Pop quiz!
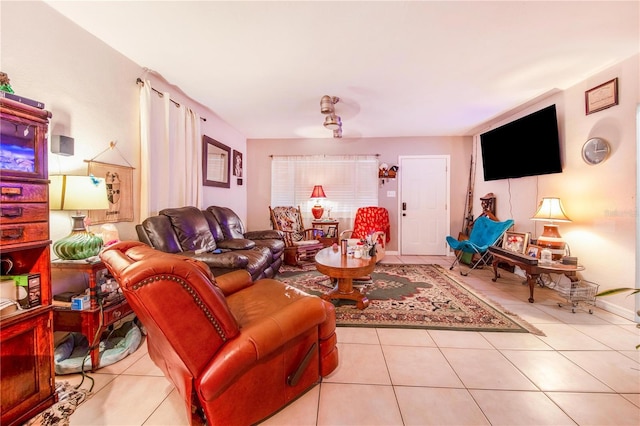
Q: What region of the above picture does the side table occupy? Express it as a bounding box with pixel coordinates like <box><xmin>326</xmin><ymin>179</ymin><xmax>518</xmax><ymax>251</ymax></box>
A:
<box><xmin>488</xmin><ymin>246</ymin><xmax>584</xmax><ymax>303</ymax></box>
<box><xmin>314</xmin><ymin>247</ymin><xmax>376</xmax><ymax>309</ymax></box>
<box><xmin>311</xmin><ymin>220</ymin><xmax>339</xmax><ymax>247</ymax></box>
<box><xmin>51</xmin><ymin>259</ymin><xmax>132</xmax><ymax>370</ymax></box>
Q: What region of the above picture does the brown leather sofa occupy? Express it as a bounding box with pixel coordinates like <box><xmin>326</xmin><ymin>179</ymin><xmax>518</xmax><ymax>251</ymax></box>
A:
<box><xmin>135</xmin><ymin>206</ymin><xmax>284</xmax><ymax>280</ymax></box>
<box><xmin>205</xmin><ymin>206</ymin><xmax>284</xmax><ymax>272</ymax></box>
<box><xmin>100</xmin><ymin>241</ymin><xmax>339</xmax><ymax>426</ymax></box>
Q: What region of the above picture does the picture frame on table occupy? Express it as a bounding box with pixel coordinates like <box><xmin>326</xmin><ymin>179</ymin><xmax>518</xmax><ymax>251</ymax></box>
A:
<box><xmin>585</xmin><ymin>78</ymin><xmax>618</xmax><ymax>115</ymax></box>
<box><xmin>526</xmin><ymin>244</ymin><xmax>541</xmax><ymax>259</ymax></box>
<box><xmin>327</xmin><ymin>226</ymin><xmax>337</xmax><ymax>238</ymax></box>
<box><xmin>502</xmin><ymin>231</ymin><xmax>529</xmax><ymax>254</ymax></box>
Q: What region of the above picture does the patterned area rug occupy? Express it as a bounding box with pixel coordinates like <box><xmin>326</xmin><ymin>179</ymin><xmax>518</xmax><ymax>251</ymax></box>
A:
<box><xmin>278</xmin><ymin>263</ymin><xmax>541</xmax><ymax>333</ymax></box>
<box><xmin>25</xmin><ymin>381</ymin><xmax>91</xmax><ymax>426</ymax></box>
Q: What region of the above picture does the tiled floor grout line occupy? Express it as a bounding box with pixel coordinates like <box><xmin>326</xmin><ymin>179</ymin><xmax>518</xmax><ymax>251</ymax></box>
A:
<box><xmin>61</xmin><ymin>254</ymin><xmax>639</xmax><ymax>425</ymax></box>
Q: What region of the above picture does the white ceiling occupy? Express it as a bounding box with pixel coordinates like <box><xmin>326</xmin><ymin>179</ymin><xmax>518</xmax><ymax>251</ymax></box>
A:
<box><xmin>44</xmin><ymin>1</ymin><xmax>639</xmax><ymax>139</ymax></box>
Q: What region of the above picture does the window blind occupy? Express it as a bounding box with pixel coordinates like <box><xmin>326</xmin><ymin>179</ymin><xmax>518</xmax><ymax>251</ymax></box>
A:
<box><xmin>271</xmin><ymin>155</ymin><xmax>379</xmax><ymax>228</ymax></box>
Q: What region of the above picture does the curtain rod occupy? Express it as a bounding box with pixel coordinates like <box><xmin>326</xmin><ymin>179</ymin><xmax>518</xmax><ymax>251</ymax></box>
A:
<box><xmin>136</xmin><ymin>78</ymin><xmax>206</xmax><ymax>121</ymax></box>
<box><xmin>270</xmin><ymin>154</ymin><xmax>380</xmax><ymax>157</ymax></box>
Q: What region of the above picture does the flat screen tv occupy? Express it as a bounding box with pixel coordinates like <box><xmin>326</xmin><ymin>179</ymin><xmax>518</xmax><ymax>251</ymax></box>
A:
<box><xmin>480</xmin><ymin>104</ymin><xmax>562</xmax><ymax>181</ymax></box>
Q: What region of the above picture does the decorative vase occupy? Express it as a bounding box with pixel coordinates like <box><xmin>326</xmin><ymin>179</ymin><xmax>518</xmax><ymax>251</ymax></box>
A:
<box><xmin>53</xmin><ymin>215</ymin><xmax>104</xmax><ymax>260</ymax></box>
<box><xmin>312</xmin><ymin>204</ymin><xmax>324</xmax><ymax>220</ymax></box>
<box><xmin>53</xmin><ymin>231</ymin><xmax>104</xmax><ymax>260</ymax></box>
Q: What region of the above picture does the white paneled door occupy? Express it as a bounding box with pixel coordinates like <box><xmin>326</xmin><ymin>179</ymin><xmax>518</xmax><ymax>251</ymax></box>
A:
<box><xmin>399</xmin><ymin>156</ymin><xmax>449</xmax><ymax>255</ymax></box>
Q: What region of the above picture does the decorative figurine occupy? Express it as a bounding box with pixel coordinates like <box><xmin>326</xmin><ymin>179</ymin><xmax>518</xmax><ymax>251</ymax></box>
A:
<box><xmin>0</xmin><ymin>72</ymin><xmax>15</xmax><ymax>93</ymax></box>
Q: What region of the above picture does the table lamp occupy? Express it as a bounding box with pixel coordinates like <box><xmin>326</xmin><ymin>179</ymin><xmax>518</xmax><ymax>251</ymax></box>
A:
<box><xmin>531</xmin><ymin>197</ymin><xmax>571</xmax><ymax>259</ymax></box>
<box><xmin>310</xmin><ymin>185</ymin><xmax>327</xmax><ymax>219</ymax></box>
<box><xmin>49</xmin><ymin>175</ymin><xmax>109</xmax><ymax>260</ymax></box>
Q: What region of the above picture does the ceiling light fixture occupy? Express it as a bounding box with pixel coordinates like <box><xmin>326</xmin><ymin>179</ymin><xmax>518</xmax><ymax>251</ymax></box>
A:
<box><xmin>323</xmin><ymin>114</ymin><xmax>342</xmax><ymax>130</ymax></box>
<box><xmin>320</xmin><ymin>96</ymin><xmax>339</xmax><ymax>114</ymax></box>
<box><xmin>320</xmin><ymin>95</ymin><xmax>342</xmax><ymax>137</ymax></box>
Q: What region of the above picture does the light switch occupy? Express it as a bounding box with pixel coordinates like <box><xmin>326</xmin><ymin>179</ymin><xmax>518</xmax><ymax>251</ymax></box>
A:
<box><xmin>387</xmin><ymin>190</ymin><xmax>396</xmax><ymax>197</ymax></box>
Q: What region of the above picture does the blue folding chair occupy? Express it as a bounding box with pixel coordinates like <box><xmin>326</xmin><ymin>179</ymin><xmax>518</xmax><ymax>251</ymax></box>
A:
<box><xmin>446</xmin><ymin>216</ymin><xmax>514</xmax><ymax>276</ymax></box>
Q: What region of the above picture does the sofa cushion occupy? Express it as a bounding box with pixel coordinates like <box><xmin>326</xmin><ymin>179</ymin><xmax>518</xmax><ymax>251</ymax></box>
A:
<box><xmin>202</xmin><ymin>208</ymin><xmax>226</xmax><ymax>242</ymax></box>
<box><xmin>192</xmin><ymin>250</ymin><xmax>249</xmax><ymax>269</ymax></box>
<box><xmin>137</xmin><ymin>215</ymin><xmax>183</xmax><ymax>254</ymax></box>
<box><xmin>161</xmin><ymin>206</ymin><xmax>217</xmax><ymax>252</ymax></box>
<box><xmin>216</xmin><ymin>239</ymin><xmax>256</xmax><ymax>251</ymax></box>
<box><xmin>252</xmin><ymin>239</ymin><xmax>285</xmax><ymax>257</ymax></box>
<box><xmin>207</xmin><ymin>206</ymin><xmax>245</xmax><ymax>239</ymax></box>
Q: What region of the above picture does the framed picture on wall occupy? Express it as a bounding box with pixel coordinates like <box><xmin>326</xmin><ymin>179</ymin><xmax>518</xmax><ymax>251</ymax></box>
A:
<box><xmin>203</xmin><ymin>136</ymin><xmax>230</xmax><ymax>188</ymax></box>
<box><xmin>585</xmin><ymin>78</ymin><xmax>618</xmax><ymax>115</ymax></box>
<box><xmin>502</xmin><ymin>231</ymin><xmax>529</xmax><ymax>254</ymax></box>
<box><xmin>233</xmin><ymin>150</ymin><xmax>243</xmax><ymax>177</ymax></box>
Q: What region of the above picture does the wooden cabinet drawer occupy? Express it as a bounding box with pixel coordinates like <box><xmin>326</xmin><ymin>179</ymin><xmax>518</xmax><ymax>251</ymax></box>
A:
<box><xmin>103</xmin><ymin>301</ymin><xmax>132</xmax><ymax>325</ymax></box>
<box><xmin>0</xmin><ymin>182</ymin><xmax>47</xmax><ymax>203</ymax></box>
<box><xmin>0</xmin><ymin>222</ymin><xmax>48</xmax><ymax>246</ymax></box>
<box><xmin>0</xmin><ymin>203</ymin><xmax>48</xmax><ymax>225</ymax></box>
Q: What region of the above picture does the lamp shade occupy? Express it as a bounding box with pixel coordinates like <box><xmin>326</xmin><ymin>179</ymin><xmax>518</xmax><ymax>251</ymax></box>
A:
<box><xmin>531</xmin><ymin>197</ymin><xmax>571</xmax><ymax>222</ymax></box>
<box><xmin>310</xmin><ymin>185</ymin><xmax>326</xmax><ymax>199</ymax></box>
<box><xmin>49</xmin><ymin>175</ymin><xmax>109</xmax><ymax>260</ymax></box>
<box><xmin>50</xmin><ymin>175</ymin><xmax>109</xmax><ymax>211</ymax></box>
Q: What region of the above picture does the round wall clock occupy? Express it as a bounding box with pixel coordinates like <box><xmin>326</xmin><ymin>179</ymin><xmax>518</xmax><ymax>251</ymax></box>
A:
<box><xmin>581</xmin><ymin>137</ymin><xmax>610</xmax><ymax>165</ymax></box>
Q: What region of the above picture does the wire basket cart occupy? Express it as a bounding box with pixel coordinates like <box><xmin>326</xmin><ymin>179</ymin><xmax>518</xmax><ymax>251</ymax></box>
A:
<box><xmin>555</xmin><ymin>279</ymin><xmax>599</xmax><ymax>314</ymax></box>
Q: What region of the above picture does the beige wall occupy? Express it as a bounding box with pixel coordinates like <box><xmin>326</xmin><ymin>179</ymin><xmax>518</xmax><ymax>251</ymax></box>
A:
<box><xmin>2</xmin><ymin>1</ymin><xmax>247</xmax><ymax>244</ymax></box>
<box><xmin>246</xmin><ymin>136</ymin><xmax>472</xmax><ymax>252</ymax></box>
<box><xmin>473</xmin><ymin>54</ymin><xmax>639</xmax><ymax>319</ymax></box>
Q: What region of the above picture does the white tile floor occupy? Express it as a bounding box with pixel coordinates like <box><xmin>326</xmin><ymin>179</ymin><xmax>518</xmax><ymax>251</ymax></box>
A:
<box><xmin>63</xmin><ymin>255</ymin><xmax>640</xmax><ymax>425</ymax></box>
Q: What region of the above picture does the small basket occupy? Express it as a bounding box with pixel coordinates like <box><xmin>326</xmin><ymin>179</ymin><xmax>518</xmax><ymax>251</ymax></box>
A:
<box><xmin>555</xmin><ymin>280</ymin><xmax>599</xmax><ymax>313</ymax></box>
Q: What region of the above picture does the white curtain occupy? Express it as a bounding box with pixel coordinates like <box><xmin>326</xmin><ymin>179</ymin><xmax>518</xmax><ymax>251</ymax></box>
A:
<box><xmin>271</xmin><ymin>155</ymin><xmax>379</xmax><ymax>230</ymax></box>
<box><xmin>139</xmin><ymin>79</ymin><xmax>202</xmax><ymax>219</ymax></box>
<box><xmin>139</xmin><ymin>79</ymin><xmax>152</xmax><ymax>219</ymax></box>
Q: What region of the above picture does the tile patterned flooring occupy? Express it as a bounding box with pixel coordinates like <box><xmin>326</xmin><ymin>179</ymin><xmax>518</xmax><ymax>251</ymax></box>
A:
<box><xmin>63</xmin><ymin>255</ymin><xmax>640</xmax><ymax>425</ymax></box>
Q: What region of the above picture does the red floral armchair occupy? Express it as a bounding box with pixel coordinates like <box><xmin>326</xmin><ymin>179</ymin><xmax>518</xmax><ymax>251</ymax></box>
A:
<box><xmin>340</xmin><ymin>207</ymin><xmax>390</xmax><ymax>262</ymax></box>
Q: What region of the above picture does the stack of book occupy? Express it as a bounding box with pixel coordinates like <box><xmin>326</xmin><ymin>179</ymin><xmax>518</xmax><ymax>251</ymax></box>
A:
<box><xmin>0</xmin><ymin>91</ymin><xmax>45</xmax><ymax>109</ymax></box>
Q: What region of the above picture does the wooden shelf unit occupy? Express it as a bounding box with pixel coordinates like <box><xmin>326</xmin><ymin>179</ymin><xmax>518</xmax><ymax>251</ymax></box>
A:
<box><xmin>0</xmin><ymin>97</ymin><xmax>56</xmax><ymax>426</ymax></box>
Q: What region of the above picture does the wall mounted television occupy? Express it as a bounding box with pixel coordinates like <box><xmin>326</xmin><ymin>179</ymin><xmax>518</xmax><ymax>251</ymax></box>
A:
<box><xmin>480</xmin><ymin>104</ymin><xmax>562</xmax><ymax>181</ymax></box>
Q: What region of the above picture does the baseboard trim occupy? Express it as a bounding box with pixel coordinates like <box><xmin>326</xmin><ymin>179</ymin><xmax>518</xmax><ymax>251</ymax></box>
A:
<box><xmin>596</xmin><ymin>298</ymin><xmax>638</xmax><ymax>322</ymax></box>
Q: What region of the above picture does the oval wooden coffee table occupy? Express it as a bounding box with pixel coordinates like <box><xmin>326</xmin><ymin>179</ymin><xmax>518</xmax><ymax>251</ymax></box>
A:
<box><xmin>314</xmin><ymin>247</ymin><xmax>376</xmax><ymax>309</ymax></box>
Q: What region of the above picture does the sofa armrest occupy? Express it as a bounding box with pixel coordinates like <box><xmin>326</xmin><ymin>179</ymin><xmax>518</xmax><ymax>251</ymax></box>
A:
<box><xmin>244</xmin><ymin>229</ymin><xmax>284</xmax><ymax>240</ymax></box>
<box><xmin>216</xmin><ymin>239</ymin><xmax>255</xmax><ymax>250</ymax></box>
<box><xmin>339</xmin><ymin>229</ymin><xmax>353</xmax><ymax>240</ymax></box>
<box><xmin>214</xmin><ymin>270</ymin><xmax>253</xmax><ymax>296</ymax></box>
<box><xmin>197</xmin><ymin>293</ymin><xmax>329</xmax><ymax>401</ymax></box>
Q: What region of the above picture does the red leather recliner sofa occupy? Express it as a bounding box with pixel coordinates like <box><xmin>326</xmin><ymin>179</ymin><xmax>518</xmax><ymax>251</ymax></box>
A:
<box><xmin>100</xmin><ymin>241</ymin><xmax>339</xmax><ymax>425</ymax></box>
